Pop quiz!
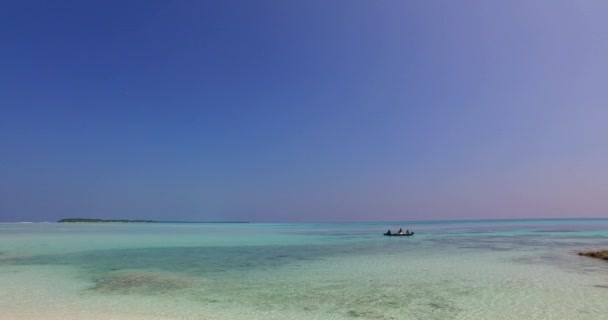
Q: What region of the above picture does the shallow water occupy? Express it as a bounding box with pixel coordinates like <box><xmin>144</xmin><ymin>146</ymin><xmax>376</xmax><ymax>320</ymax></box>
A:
<box><xmin>1</xmin><ymin>219</ymin><xmax>608</xmax><ymax>319</ymax></box>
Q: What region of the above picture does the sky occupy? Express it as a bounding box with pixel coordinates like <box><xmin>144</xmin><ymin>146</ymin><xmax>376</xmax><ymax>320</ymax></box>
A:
<box><xmin>1</xmin><ymin>1</ymin><xmax>607</xmax><ymax>222</ymax></box>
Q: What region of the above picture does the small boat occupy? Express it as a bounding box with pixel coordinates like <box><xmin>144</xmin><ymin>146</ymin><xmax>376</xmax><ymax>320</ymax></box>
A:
<box><xmin>383</xmin><ymin>232</ymin><xmax>414</xmax><ymax>236</ymax></box>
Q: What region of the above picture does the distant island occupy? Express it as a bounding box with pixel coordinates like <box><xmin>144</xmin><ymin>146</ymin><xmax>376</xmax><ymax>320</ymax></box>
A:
<box><xmin>58</xmin><ymin>218</ymin><xmax>155</xmax><ymax>223</ymax></box>
<box><xmin>57</xmin><ymin>218</ymin><xmax>249</xmax><ymax>223</ymax></box>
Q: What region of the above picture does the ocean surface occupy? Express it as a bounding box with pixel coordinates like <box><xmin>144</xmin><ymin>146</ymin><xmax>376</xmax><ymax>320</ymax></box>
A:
<box><xmin>1</xmin><ymin>219</ymin><xmax>608</xmax><ymax>320</ymax></box>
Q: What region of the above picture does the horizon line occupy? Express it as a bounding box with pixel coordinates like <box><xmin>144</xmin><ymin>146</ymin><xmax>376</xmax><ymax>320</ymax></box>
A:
<box><xmin>1</xmin><ymin>217</ymin><xmax>607</xmax><ymax>224</ymax></box>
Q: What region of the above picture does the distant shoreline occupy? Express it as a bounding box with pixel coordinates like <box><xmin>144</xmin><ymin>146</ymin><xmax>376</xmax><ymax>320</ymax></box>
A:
<box><xmin>57</xmin><ymin>218</ymin><xmax>249</xmax><ymax>223</ymax></box>
<box><xmin>58</xmin><ymin>218</ymin><xmax>155</xmax><ymax>223</ymax></box>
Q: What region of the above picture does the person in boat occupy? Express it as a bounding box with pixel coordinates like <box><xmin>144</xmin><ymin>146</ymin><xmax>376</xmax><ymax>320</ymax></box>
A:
<box><xmin>397</xmin><ymin>228</ymin><xmax>403</xmax><ymax>234</ymax></box>
<box><xmin>386</xmin><ymin>229</ymin><xmax>391</xmax><ymax>235</ymax></box>
<box><xmin>405</xmin><ymin>229</ymin><xmax>411</xmax><ymax>235</ymax></box>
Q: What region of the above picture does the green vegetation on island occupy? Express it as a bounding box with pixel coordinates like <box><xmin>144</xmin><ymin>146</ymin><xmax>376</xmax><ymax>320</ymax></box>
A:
<box><xmin>58</xmin><ymin>218</ymin><xmax>155</xmax><ymax>223</ymax></box>
<box><xmin>57</xmin><ymin>218</ymin><xmax>249</xmax><ymax>223</ymax></box>
<box><xmin>578</xmin><ymin>250</ymin><xmax>608</xmax><ymax>260</ymax></box>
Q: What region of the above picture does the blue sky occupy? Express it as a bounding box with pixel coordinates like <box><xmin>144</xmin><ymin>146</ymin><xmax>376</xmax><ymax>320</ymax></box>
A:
<box><xmin>1</xmin><ymin>1</ymin><xmax>607</xmax><ymax>222</ymax></box>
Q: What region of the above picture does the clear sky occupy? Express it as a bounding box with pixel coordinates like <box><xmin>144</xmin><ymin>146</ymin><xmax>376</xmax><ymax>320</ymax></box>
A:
<box><xmin>1</xmin><ymin>1</ymin><xmax>607</xmax><ymax>222</ymax></box>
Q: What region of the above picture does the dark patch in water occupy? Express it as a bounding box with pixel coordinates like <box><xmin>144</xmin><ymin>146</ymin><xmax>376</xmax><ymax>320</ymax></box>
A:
<box><xmin>458</xmin><ymin>245</ymin><xmax>514</xmax><ymax>252</ymax></box>
<box><xmin>594</xmin><ymin>285</ymin><xmax>608</xmax><ymax>289</ymax></box>
<box><xmin>347</xmin><ymin>310</ymin><xmax>361</xmax><ymax>317</ymax></box>
<box><xmin>434</xmin><ymin>235</ymin><xmax>542</xmax><ymax>249</ymax></box>
<box><xmin>428</xmin><ymin>302</ymin><xmax>448</xmax><ymax>309</ymax></box>
<box><xmin>346</xmin><ymin>309</ymin><xmax>386</xmax><ymax>319</ymax></box>
<box><xmin>92</xmin><ymin>270</ymin><xmax>193</xmax><ymax>294</ymax></box>
<box><xmin>511</xmin><ymin>254</ymin><xmax>560</xmax><ymax>264</ymax></box>
<box><xmin>7</xmin><ymin>241</ymin><xmax>421</xmax><ymax>281</ymax></box>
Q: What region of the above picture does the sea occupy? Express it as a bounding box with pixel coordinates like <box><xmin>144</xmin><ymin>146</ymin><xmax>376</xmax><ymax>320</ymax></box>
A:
<box><xmin>1</xmin><ymin>219</ymin><xmax>607</xmax><ymax>320</ymax></box>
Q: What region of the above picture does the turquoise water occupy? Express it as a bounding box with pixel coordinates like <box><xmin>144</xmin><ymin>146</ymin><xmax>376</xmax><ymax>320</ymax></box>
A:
<box><xmin>1</xmin><ymin>219</ymin><xmax>608</xmax><ymax>319</ymax></box>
